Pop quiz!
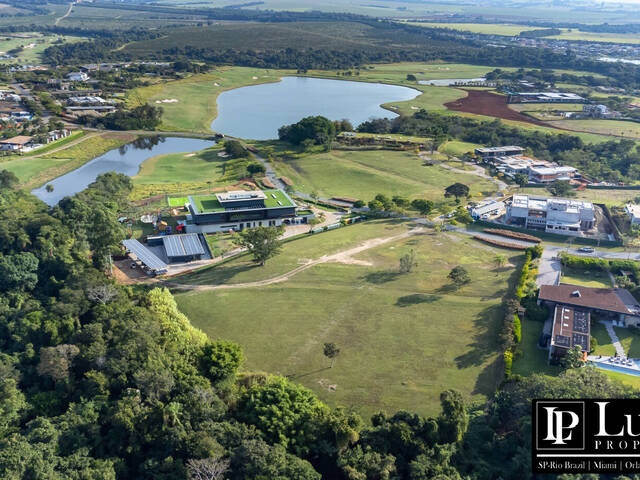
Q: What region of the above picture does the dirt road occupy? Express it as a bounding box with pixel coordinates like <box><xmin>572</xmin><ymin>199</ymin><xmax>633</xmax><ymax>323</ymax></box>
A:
<box><xmin>166</xmin><ymin>227</ymin><xmax>424</xmax><ymax>292</ymax></box>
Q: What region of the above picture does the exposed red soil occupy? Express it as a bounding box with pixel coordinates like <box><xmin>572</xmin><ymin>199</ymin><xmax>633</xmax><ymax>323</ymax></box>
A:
<box><xmin>445</xmin><ymin>89</ymin><xmax>557</xmax><ymax>128</ymax></box>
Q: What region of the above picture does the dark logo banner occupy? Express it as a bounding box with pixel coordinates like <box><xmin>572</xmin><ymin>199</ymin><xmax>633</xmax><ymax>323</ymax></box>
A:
<box><xmin>533</xmin><ymin>399</ymin><xmax>640</xmax><ymax>474</ymax></box>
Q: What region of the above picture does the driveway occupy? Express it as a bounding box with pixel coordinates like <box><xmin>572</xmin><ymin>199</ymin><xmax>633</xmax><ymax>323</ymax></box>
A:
<box><xmin>536</xmin><ymin>247</ymin><xmax>561</xmax><ymax>287</ymax></box>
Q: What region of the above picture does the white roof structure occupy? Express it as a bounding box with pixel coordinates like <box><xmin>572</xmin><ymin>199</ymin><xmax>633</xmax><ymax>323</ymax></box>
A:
<box><xmin>162</xmin><ymin>234</ymin><xmax>205</xmax><ymax>258</ymax></box>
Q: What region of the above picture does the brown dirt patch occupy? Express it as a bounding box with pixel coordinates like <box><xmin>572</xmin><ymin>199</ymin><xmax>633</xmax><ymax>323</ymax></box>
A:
<box><xmin>445</xmin><ymin>90</ymin><xmax>556</xmax><ymax>128</ymax></box>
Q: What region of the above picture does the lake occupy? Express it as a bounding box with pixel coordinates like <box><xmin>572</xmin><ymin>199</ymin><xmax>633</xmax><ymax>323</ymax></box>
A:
<box><xmin>210</xmin><ymin>76</ymin><xmax>420</xmax><ymax>140</ymax></box>
<box><xmin>32</xmin><ymin>136</ymin><xmax>215</xmax><ymax>205</ymax></box>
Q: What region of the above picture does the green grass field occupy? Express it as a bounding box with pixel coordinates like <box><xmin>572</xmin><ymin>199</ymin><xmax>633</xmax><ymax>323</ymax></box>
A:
<box><xmin>560</xmin><ymin>266</ymin><xmax>613</xmax><ymax>288</ymax></box>
<box><xmin>175</xmin><ymin>220</ymin><xmax>518</xmax><ymax>416</ymax></box>
<box><xmin>0</xmin><ymin>32</ymin><xmax>84</xmax><ymax>64</ymax></box>
<box><xmin>439</xmin><ymin>140</ymin><xmax>483</xmax><ymax>156</ymax></box>
<box><xmin>548</xmin><ymin>119</ymin><xmax>640</xmax><ymax>139</ymax></box>
<box><xmin>271</xmin><ymin>149</ymin><xmax>497</xmax><ymax>201</ymax></box>
<box><xmin>133</xmin><ymin>145</ymin><xmax>225</xmax><ymax>184</ymax></box>
<box><xmin>512</xmin><ymin>317</ymin><xmax>559</xmax><ymax>376</ymax></box>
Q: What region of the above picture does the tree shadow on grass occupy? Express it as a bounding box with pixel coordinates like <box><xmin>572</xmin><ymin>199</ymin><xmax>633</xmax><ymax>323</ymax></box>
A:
<box><xmin>454</xmin><ymin>303</ymin><xmax>504</xmax><ymax>371</ymax></box>
<box><xmin>362</xmin><ymin>270</ymin><xmax>402</xmax><ymax>284</ymax></box>
<box><xmin>395</xmin><ymin>293</ymin><xmax>441</xmax><ymax>307</ymax></box>
<box><xmin>435</xmin><ymin>283</ymin><xmax>458</xmax><ymax>294</ymax></box>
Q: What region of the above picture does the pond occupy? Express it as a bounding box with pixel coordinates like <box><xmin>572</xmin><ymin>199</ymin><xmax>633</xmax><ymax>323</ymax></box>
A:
<box><xmin>210</xmin><ymin>76</ymin><xmax>420</xmax><ymax>140</ymax></box>
<box><xmin>32</xmin><ymin>136</ymin><xmax>215</xmax><ymax>205</ymax></box>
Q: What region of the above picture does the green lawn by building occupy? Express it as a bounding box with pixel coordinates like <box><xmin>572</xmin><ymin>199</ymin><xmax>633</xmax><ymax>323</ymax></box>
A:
<box><xmin>175</xmin><ymin>222</ymin><xmax>519</xmax><ymax>417</ymax></box>
<box><xmin>512</xmin><ymin>317</ymin><xmax>559</xmax><ymax>377</ymax></box>
<box><xmin>271</xmin><ymin>149</ymin><xmax>497</xmax><ymax>202</ymax></box>
<box><xmin>560</xmin><ymin>266</ymin><xmax>612</xmax><ymax>288</ymax></box>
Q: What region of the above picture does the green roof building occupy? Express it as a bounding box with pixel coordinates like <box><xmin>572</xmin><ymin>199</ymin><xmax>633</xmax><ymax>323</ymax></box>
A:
<box><xmin>185</xmin><ymin>189</ymin><xmax>299</xmax><ymax>233</ymax></box>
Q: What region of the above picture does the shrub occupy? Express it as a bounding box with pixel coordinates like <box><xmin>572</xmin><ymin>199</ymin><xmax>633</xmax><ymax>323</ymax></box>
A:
<box><xmin>513</xmin><ymin>314</ymin><xmax>522</xmax><ymax>343</ymax></box>
<box><xmin>504</xmin><ymin>350</ymin><xmax>513</xmax><ymax>378</ymax></box>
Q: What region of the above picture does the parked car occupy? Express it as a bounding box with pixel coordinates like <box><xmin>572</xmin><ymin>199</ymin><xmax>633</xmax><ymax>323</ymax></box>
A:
<box><xmin>578</xmin><ymin>247</ymin><xmax>595</xmax><ymax>253</ymax></box>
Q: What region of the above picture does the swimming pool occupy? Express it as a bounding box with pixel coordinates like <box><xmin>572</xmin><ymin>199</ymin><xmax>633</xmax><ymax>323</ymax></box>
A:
<box><xmin>588</xmin><ymin>361</ymin><xmax>640</xmax><ymax>377</ymax></box>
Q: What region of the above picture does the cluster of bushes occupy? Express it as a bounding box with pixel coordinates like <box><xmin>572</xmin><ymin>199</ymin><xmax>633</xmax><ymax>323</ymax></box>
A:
<box><xmin>515</xmin><ymin>247</ymin><xmax>542</xmax><ymax>299</ymax></box>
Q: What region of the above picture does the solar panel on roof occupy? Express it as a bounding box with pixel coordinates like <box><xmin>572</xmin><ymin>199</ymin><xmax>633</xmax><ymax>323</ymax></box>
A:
<box><xmin>554</xmin><ymin>335</ymin><xmax>571</xmax><ymax>347</ymax></box>
<box><xmin>162</xmin><ymin>234</ymin><xmax>205</xmax><ymax>258</ymax></box>
<box><xmin>572</xmin><ymin>333</ymin><xmax>589</xmax><ymax>351</ymax></box>
<box><xmin>122</xmin><ymin>239</ymin><xmax>168</xmax><ymax>272</ymax></box>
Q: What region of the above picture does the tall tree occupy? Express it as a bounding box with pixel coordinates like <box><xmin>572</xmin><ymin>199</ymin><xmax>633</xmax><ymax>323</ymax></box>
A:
<box><xmin>323</xmin><ymin>342</ymin><xmax>340</xmax><ymax>368</ymax></box>
<box><xmin>444</xmin><ymin>183</ymin><xmax>470</xmax><ymax>201</ymax></box>
<box><xmin>233</xmin><ymin>226</ymin><xmax>285</xmax><ymax>266</ymax></box>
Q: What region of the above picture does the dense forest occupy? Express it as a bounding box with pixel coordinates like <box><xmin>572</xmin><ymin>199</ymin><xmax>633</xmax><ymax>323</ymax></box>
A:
<box><xmin>1</xmin><ymin>168</ymin><xmax>639</xmax><ymax>479</ymax></box>
<box><xmin>357</xmin><ymin>110</ymin><xmax>640</xmax><ymax>183</ymax></box>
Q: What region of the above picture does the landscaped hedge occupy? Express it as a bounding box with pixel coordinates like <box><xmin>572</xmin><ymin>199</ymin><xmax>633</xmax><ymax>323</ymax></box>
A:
<box><xmin>473</xmin><ymin>236</ymin><xmax>529</xmax><ymax>250</ymax></box>
<box><xmin>504</xmin><ymin>350</ymin><xmax>513</xmax><ymax>377</ymax></box>
<box><xmin>513</xmin><ymin>314</ymin><xmax>522</xmax><ymax>344</ymax></box>
<box><xmin>483</xmin><ymin>228</ymin><xmax>542</xmax><ymax>243</ymax></box>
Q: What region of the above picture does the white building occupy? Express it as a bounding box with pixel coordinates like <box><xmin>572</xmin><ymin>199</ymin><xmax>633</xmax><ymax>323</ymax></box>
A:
<box><xmin>625</xmin><ymin>204</ymin><xmax>640</xmax><ymax>226</ymax></box>
<box><xmin>66</xmin><ymin>72</ymin><xmax>89</xmax><ymax>82</ymax></box>
<box><xmin>506</xmin><ymin>194</ymin><xmax>595</xmax><ymax>236</ymax></box>
<box><xmin>471</xmin><ymin>200</ymin><xmax>505</xmax><ymax>219</ymax></box>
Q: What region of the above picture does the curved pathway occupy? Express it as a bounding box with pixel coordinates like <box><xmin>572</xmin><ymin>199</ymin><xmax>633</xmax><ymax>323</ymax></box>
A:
<box><xmin>165</xmin><ymin>227</ymin><xmax>424</xmax><ymax>291</ymax></box>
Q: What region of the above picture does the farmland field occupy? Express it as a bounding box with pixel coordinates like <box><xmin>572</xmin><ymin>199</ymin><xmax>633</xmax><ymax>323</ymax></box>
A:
<box><xmin>408</xmin><ymin>22</ymin><xmax>540</xmax><ymax>36</ymax></box>
<box><xmin>270</xmin><ymin>149</ymin><xmax>498</xmax><ymax>201</ymax></box>
<box><xmin>175</xmin><ymin>219</ymin><xmax>518</xmax><ymax>416</ymax></box>
<box><xmin>547</xmin><ymin>119</ymin><xmax>640</xmax><ymax>139</ymax></box>
<box><xmin>410</xmin><ymin>22</ymin><xmax>640</xmax><ymax>45</ymax></box>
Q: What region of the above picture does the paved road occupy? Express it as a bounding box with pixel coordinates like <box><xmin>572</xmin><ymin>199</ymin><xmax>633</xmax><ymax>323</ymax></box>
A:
<box><xmin>536</xmin><ymin>247</ymin><xmax>561</xmax><ymax>287</ymax></box>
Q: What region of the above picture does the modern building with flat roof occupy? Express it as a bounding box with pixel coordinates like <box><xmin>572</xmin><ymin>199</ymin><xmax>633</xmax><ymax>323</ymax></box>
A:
<box><xmin>625</xmin><ymin>204</ymin><xmax>640</xmax><ymax>226</ymax></box>
<box><xmin>506</xmin><ymin>194</ymin><xmax>595</xmax><ymax>236</ymax></box>
<box><xmin>548</xmin><ymin>304</ymin><xmax>590</xmax><ymax>362</ymax></box>
<box><xmin>185</xmin><ymin>189</ymin><xmax>298</xmax><ymax>233</ymax></box>
<box><xmin>507</xmin><ymin>92</ymin><xmax>586</xmax><ymax>104</ymax></box>
<box><xmin>474</xmin><ymin>146</ymin><xmax>524</xmax><ymax>160</ymax></box>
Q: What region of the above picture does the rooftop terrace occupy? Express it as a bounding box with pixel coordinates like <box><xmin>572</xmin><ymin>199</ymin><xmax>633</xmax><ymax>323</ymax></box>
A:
<box><xmin>189</xmin><ymin>189</ymin><xmax>295</xmax><ymax>214</ymax></box>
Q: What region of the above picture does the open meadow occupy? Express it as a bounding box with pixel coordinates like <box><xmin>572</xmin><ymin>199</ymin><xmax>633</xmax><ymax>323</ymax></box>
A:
<box><xmin>0</xmin><ymin>32</ymin><xmax>84</xmax><ymax>64</ymax></box>
<box><xmin>270</xmin><ymin>149</ymin><xmax>498</xmax><ymax>201</ymax></box>
<box><xmin>174</xmin><ymin>219</ymin><xmax>519</xmax><ymax>416</ymax></box>
<box><xmin>548</xmin><ymin>119</ymin><xmax>640</xmax><ymax>139</ymax></box>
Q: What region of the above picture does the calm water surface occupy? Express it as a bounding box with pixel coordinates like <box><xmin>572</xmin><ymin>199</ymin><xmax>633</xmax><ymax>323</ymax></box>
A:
<box><xmin>211</xmin><ymin>76</ymin><xmax>420</xmax><ymax>139</ymax></box>
<box><xmin>32</xmin><ymin>136</ymin><xmax>214</xmax><ymax>205</ymax></box>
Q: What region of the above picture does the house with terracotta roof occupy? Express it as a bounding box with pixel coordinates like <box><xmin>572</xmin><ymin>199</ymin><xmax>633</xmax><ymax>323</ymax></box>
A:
<box><xmin>538</xmin><ymin>283</ymin><xmax>640</xmax><ymax>327</ymax></box>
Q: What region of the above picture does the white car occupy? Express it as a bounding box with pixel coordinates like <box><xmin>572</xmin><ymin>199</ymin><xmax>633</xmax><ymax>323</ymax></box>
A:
<box><xmin>578</xmin><ymin>247</ymin><xmax>595</xmax><ymax>253</ymax></box>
